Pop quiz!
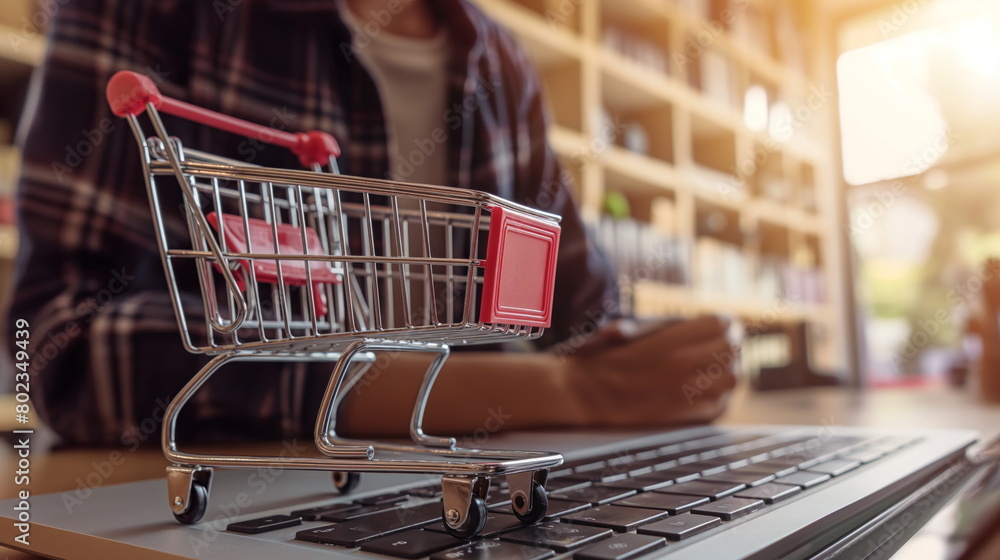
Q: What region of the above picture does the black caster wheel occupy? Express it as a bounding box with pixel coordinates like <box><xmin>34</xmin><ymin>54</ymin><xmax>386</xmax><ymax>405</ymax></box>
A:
<box><xmin>332</xmin><ymin>471</ymin><xmax>361</xmax><ymax>494</ymax></box>
<box><xmin>443</xmin><ymin>495</ymin><xmax>488</xmax><ymax>540</ymax></box>
<box><xmin>173</xmin><ymin>481</ymin><xmax>208</xmax><ymax>524</ymax></box>
<box><xmin>512</xmin><ymin>482</ymin><xmax>548</xmax><ymax>524</ymax></box>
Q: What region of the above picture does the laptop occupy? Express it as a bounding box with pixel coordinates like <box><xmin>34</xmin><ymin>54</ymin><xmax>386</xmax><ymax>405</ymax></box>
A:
<box><xmin>0</xmin><ymin>424</ymin><xmax>982</xmax><ymax>559</ymax></box>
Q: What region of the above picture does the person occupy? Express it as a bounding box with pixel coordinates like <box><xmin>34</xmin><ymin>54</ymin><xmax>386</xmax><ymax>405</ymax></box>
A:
<box><xmin>6</xmin><ymin>0</ymin><xmax>735</xmax><ymax>446</ymax></box>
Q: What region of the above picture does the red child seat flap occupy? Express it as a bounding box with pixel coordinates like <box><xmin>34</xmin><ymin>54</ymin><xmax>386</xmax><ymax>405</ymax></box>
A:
<box><xmin>206</xmin><ymin>212</ymin><xmax>341</xmax><ymax>317</ymax></box>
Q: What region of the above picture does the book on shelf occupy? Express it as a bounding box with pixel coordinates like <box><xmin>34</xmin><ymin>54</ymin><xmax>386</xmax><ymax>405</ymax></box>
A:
<box><xmin>757</xmin><ymin>254</ymin><xmax>825</xmax><ymax>305</ymax></box>
<box><xmin>694</xmin><ymin>236</ymin><xmax>748</xmax><ymax>297</ymax></box>
<box><xmin>588</xmin><ymin>211</ymin><xmax>690</xmax><ymax>314</ymax></box>
<box><xmin>699</xmin><ymin>49</ymin><xmax>736</xmax><ymax>108</ymax></box>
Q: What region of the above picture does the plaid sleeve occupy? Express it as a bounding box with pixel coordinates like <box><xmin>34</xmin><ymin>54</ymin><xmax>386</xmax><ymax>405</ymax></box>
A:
<box><xmin>490</xmin><ymin>27</ymin><xmax>620</xmax><ymax>350</ymax></box>
<box><xmin>5</xmin><ymin>0</ymin><xmax>298</xmax><ymax>445</ymax></box>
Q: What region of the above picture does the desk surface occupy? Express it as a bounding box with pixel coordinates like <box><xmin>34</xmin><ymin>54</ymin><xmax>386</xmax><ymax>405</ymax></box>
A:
<box><xmin>1</xmin><ymin>384</ymin><xmax>998</xmax><ymax>559</ymax></box>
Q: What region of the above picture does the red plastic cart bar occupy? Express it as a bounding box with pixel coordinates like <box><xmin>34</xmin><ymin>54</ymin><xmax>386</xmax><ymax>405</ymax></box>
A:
<box><xmin>207</xmin><ymin>212</ymin><xmax>342</xmax><ymax>317</ymax></box>
<box><xmin>480</xmin><ymin>207</ymin><xmax>560</xmax><ymax>328</ymax></box>
<box><xmin>106</xmin><ymin>70</ymin><xmax>340</xmax><ymax>167</ymax></box>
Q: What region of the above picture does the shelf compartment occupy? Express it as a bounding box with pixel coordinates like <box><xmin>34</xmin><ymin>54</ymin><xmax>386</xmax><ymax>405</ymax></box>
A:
<box><xmin>600</xmin><ymin>49</ymin><xmax>688</xmax><ymax>113</ymax></box>
<box><xmin>604</xmin><ymin>145</ymin><xmax>683</xmax><ymax>194</ymax></box>
<box><xmin>478</xmin><ymin>0</ymin><xmax>583</xmax><ymax>68</ymax></box>
<box><xmin>746</xmin><ymin>143</ymin><xmax>789</xmax><ymax>204</ymax></box>
<box><xmin>689</xmin><ymin>112</ymin><xmax>738</xmax><ymax>194</ymax></box>
<box><xmin>603</xmin><ymin>165</ymin><xmax>679</xmax><ymax>223</ymax></box>
<box><xmin>600</xmin><ymin>100</ymin><xmax>676</xmax><ymax>165</ymax></box>
<box><xmin>683</xmin><ymin>39</ymin><xmax>740</xmax><ymax>111</ymax></box>
<box><xmin>598</xmin><ymin>0</ymin><xmax>673</xmax><ymax>79</ymax></box>
<box><xmin>694</xmin><ymin>199</ymin><xmax>744</xmax><ymax>246</ymax></box>
<box><xmin>541</xmin><ymin>59</ymin><xmax>585</xmax><ymax>132</ymax></box>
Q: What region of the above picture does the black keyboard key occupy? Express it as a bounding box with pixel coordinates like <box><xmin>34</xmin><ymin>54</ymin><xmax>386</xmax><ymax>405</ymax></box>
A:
<box><xmin>426</xmin><ymin>513</ymin><xmax>525</xmax><ymax>539</ymax></box>
<box><xmin>561</xmin><ymin>505</ymin><xmax>669</xmax><ymax>532</ymax></box>
<box><xmin>290</xmin><ymin>503</ymin><xmax>360</xmax><ymax>521</ymax></box>
<box><xmin>777</xmin><ymin>471</ymin><xmax>831</xmax><ymax>488</ymax></box>
<box><xmin>657</xmin><ymin>480</ymin><xmax>745</xmax><ymax>500</ymax></box>
<box><xmin>700</xmin><ymin>470</ymin><xmax>775</xmax><ymax>487</ymax></box>
<box><xmin>543</xmin><ymin>498</ymin><xmax>594</xmax><ymax>519</ymax></box>
<box><xmin>796</xmin><ymin>446</ymin><xmax>845</xmax><ymax>468</ymax></box>
<box><xmin>637</xmin><ymin>513</ymin><xmax>722</xmax><ymax>541</ymax></box>
<box><xmin>319</xmin><ymin>503</ymin><xmax>401</xmax><ymax>521</ymax></box>
<box><xmin>697</xmin><ymin>456</ymin><xmax>752</xmax><ymax>470</ymax></box>
<box><xmin>549</xmin><ymin>466</ymin><xmax>575</xmax><ymax>478</ymax></box>
<box><xmin>296</xmin><ymin>503</ymin><xmax>440</xmax><ymax>547</ymax></box>
<box><xmin>741</xmin><ymin>460</ymin><xmax>798</xmax><ymax>478</ymax></box>
<box><xmin>357</xmin><ymin>492</ymin><xmax>410</xmax><ymax>506</ymax></box>
<box><xmin>614</xmin><ymin>492</ymin><xmax>709</xmax><ymax>514</ymax></box>
<box><xmin>735</xmin><ymin>482</ymin><xmax>801</xmax><ymax>504</ymax></box>
<box><xmin>361</xmin><ymin>529</ymin><xmax>464</xmax><ymax>558</ymax></box>
<box><xmin>682</xmin><ymin>461</ymin><xmax>729</xmax><ymax>476</ymax></box>
<box><xmin>573</xmin><ymin>460</ymin><xmax>608</xmax><ymax>473</ymax></box>
<box><xmin>432</xmin><ymin>540</ymin><xmax>555</xmax><ymax>560</ymax></box>
<box><xmin>633</xmin><ymin>449</ymin><xmax>661</xmax><ymax>461</ymax></box>
<box><xmin>553</xmin><ymin>486</ymin><xmax>637</xmax><ymax>505</ymax></box>
<box><xmin>562</xmin><ymin>471</ymin><xmax>629</xmax><ymax>484</ymax></box>
<box><xmin>806</xmin><ymin>459</ymin><xmax>861</xmax><ymax>477</ymax></box>
<box><xmin>227</xmin><ymin>514</ymin><xmax>301</xmax><ymax>534</ymax></box>
<box><xmin>691</xmin><ymin>496</ymin><xmax>764</xmax><ymax>520</ymax></box>
<box><xmin>410</xmin><ymin>485</ymin><xmax>444</xmax><ymax>499</ymax></box>
<box><xmin>600</xmin><ymin>475</ymin><xmax>673</xmax><ymax>492</ymax></box>
<box><xmin>606</xmin><ymin>454</ymin><xmax>640</xmax><ymax>468</ymax></box>
<box><xmin>546</xmin><ymin>478</ymin><xmax>592</xmax><ymax>493</ymax></box>
<box><xmin>841</xmin><ymin>449</ymin><xmax>886</xmax><ymax>464</ymax></box>
<box><xmin>648</xmin><ymin>466</ymin><xmax>702</xmax><ymax>483</ymax></box>
<box><xmin>500</xmin><ymin>522</ymin><xmax>613</xmax><ymax>552</ymax></box>
<box><xmin>574</xmin><ymin>534</ymin><xmax>666</xmax><ymax>560</ymax></box>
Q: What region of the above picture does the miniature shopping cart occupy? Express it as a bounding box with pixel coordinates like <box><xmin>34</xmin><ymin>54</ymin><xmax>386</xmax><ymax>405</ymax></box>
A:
<box><xmin>105</xmin><ymin>71</ymin><xmax>564</xmax><ymax>538</ymax></box>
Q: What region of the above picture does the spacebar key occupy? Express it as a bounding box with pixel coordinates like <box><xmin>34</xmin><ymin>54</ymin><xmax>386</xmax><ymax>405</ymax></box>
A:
<box><xmin>296</xmin><ymin>503</ymin><xmax>441</xmax><ymax>547</ymax></box>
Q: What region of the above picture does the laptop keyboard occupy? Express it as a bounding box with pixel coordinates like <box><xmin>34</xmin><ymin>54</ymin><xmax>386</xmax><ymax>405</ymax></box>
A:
<box><xmin>223</xmin><ymin>431</ymin><xmax>917</xmax><ymax>558</ymax></box>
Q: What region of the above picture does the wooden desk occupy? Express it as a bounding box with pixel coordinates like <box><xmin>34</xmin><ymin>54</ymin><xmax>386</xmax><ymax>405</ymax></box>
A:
<box><xmin>719</xmin><ymin>384</ymin><xmax>1000</xmax><ymax>449</ymax></box>
<box><xmin>1</xmin><ymin>384</ymin><xmax>998</xmax><ymax>559</ymax></box>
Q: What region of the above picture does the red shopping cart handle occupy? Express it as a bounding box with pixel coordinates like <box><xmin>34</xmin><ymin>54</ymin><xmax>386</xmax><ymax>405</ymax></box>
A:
<box><xmin>207</xmin><ymin>212</ymin><xmax>342</xmax><ymax>316</ymax></box>
<box><xmin>106</xmin><ymin>71</ymin><xmax>340</xmax><ymax>167</ymax></box>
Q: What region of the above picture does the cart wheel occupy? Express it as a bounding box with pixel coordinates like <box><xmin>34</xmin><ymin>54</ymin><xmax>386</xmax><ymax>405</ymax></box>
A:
<box><xmin>443</xmin><ymin>495</ymin><xmax>488</xmax><ymax>540</ymax></box>
<box><xmin>331</xmin><ymin>471</ymin><xmax>361</xmax><ymax>494</ymax></box>
<box><xmin>173</xmin><ymin>481</ymin><xmax>208</xmax><ymax>524</ymax></box>
<box><xmin>512</xmin><ymin>482</ymin><xmax>548</xmax><ymax>525</ymax></box>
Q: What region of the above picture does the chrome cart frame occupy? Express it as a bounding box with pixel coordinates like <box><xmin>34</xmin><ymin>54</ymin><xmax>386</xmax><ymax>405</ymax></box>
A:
<box><xmin>105</xmin><ymin>71</ymin><xmax>564</xmax><ymax>538</ymax></box>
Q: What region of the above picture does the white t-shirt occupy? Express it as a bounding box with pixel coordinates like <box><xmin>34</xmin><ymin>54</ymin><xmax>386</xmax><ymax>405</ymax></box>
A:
<box><xmin>338</xmin><ymin>4</ymin><xmax>451</xmax><ymax>186</ymax></box>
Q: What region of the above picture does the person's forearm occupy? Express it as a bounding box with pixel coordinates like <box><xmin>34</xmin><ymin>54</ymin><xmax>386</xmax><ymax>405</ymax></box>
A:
<box><xmin>336</xmin><ymin>351</ymin><xmax>585</xmax><ymax>438</ymax></box>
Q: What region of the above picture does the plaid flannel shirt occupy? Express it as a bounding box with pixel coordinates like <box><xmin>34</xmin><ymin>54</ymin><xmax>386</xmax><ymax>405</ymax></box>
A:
<box><xmin>7</xmin><ymin>0</ymin><xmax>616</xmax><ymax>445</ymax></box>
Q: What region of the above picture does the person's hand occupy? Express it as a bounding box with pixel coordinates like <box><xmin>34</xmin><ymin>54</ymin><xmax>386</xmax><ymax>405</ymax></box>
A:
<box><xmin>557</xmin><ymin>316</ymin><xmax>738</xmax><ymax>428</ymax></box>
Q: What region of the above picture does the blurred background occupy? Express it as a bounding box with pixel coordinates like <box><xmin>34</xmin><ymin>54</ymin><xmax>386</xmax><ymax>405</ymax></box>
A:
<box><xmin>2</xmin><ymin>0</ymin><xmax>1000</xmax><ymax>398</ymax></box>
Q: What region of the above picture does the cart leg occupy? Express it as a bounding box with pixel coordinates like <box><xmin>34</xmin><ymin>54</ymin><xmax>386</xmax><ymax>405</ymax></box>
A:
<box><xmin>506</xmin><ymin>470</ymin><xmax>549</xmax><ymax>524</ymax></box>
<box><xmin>314</xmin><ymin>340</ymin><xmax>377</xmax><ymax>459</ymax></box>
<box><xmin>314</xmin><ymin>339</ymin><xmax>455</xmax><ymax>453</ymax></box>
<box><xmin>441</xmin><ymin>475</ymin><xmax>490</xmax><ymax>539</ymax></box>
<box><xmin>166</xmin><ymin>465</ymin><xmax>213</xmax><ymax>524</ymax></box>
<box><xmin>408</xmin><ymin>344</ymin><xmax>455</xmax><ymax>449</ymax></box>
<box><xmin>161</xmin><ymin>352</ymin><xmax>237</xmax><ymax>462</ymax></box>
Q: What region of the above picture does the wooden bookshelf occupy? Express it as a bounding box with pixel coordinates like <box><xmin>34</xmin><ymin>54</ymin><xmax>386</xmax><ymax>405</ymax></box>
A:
<box><xmin>478</xmin><ymin>0</ymin><xmax>845</xmax><ymax>373</ymax></box>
